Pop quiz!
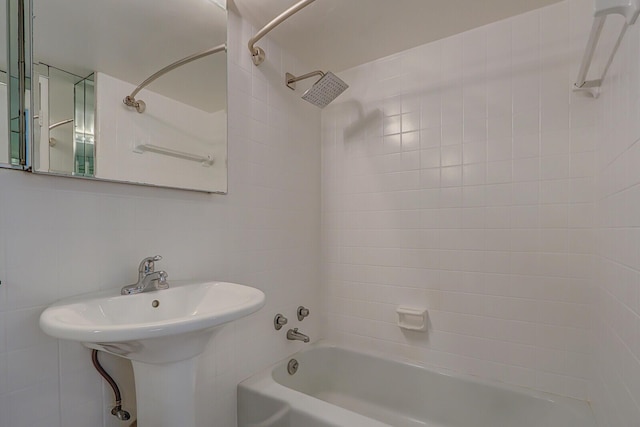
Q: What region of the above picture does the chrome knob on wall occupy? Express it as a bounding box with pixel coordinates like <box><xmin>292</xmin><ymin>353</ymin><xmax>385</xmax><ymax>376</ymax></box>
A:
<box><xmin>274</xmin><ymin>314</ymin><xmax>288</xmax><ymax>330</ymax></box>
<box><xmin>297</xmin><ymin>306</ymin><xmax>310</xmax><ymax>321</ymax></box>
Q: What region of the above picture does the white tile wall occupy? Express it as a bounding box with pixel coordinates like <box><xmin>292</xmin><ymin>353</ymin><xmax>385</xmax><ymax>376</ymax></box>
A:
<box><xmin>321</xmin><ymin>0</ymin><xmax>597</xmax><ymax>400</ymax></box>
<box><xmin>0</xmin><ymin>9</ymin><xmax>321</xmax><ymax>427</ymax></box>
<box><xmin>590</xmin><ymin>0</ymin><xmax>640</xmax><ymax>424</ymax></box>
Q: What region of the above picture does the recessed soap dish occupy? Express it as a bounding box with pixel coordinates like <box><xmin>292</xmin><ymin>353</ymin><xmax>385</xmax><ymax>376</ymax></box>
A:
<box><xmin>396</xmin><ymin>306</ymin><xmax>428</xmax><ymax>332</ymax></box>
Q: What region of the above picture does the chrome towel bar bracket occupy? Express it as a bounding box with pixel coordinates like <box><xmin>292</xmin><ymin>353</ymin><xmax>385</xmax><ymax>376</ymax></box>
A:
<box><xmin>574</xmin><ymin>0</ymin><xmax>640</xmax><ymax>97</ymax></box>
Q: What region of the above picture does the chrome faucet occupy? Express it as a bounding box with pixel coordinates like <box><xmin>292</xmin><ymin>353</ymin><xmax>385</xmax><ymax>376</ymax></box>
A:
<box><xmin>121</xmin><ymin>256</ymin><xmax>170</xmax><ymax>295</ymax></box>
<box><xmin>286</xmin><ymin>328</ymin><xmax>310</xmax><ymax>343</ymax></box>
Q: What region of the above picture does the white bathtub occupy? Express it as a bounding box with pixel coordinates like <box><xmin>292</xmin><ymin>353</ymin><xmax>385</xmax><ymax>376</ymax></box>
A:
<box><xmin>238</xmin><ymin>343</ymin><xmax>596</xmax><ymax>427</ymax></box>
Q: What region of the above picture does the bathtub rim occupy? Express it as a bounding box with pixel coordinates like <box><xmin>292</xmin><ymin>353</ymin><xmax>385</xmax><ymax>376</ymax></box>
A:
<box><xmin>238</xmin><ymin>340</ymin><xmax>595</xmax><ymax>426</ymax></box>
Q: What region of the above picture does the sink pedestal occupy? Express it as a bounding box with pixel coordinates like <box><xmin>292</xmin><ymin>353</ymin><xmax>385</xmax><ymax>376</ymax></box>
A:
<box><xmin>93</xmin><ymin>330</ymin><xmax>218</xmax><ymax>427</ymax></box>
<box><xmin>132</xmin><ymin>358</ymin><xmax>198</xmax><ymax>427</ymax></box>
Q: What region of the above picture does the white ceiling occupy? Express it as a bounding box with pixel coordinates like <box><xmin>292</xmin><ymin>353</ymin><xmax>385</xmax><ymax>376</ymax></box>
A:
<box><xmin>26</xmin><ymin>0</ymin><xmax>566</xmax><ymax>112</ymax></box>
<box><xmin>233</xmin><ymin>0</ymin><xmax>564</xmax><ymax>72</ymax></box>
<box><xmin>32</xmin><ymin>0</ymin><xmax>227</xmax><ymax>113</ymax></box>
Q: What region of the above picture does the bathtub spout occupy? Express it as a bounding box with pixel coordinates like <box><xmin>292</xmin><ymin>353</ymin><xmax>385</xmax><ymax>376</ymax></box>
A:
<box><xmin>287</xmin><ymin>328</ymin><xmax>310</xmax><ymax>343</ymax></box>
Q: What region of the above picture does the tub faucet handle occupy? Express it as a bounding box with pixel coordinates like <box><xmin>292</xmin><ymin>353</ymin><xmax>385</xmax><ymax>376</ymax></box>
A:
<box><xmin>274</xmin><ymin>314</ymin><xmax>288</xmax><ymax>330</ymax></box>
<box><xmin>297</xmin><ymin>306</ymin><xmax>310</xmax><ymax>321</ymax></box>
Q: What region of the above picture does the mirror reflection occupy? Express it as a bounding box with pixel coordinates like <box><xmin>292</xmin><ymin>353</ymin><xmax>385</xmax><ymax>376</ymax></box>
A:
<box><xmin>30</xmin><ymin>0</ymin><xmax>228</xmax><ymax>192</ymax></box>
<box><xmin>0</xmin><ymin>86</ymin><xmax>7</xmax><ymax>165</ymax></box>
<box><xmin>1</xmin><ymin>0</ymin><xmax>9</xmax><ymax>165</ymax></box>
<box><xmin>33</xmin><ymin>65</ymin><xmax>95</xmax><ymax>176</ymax></box>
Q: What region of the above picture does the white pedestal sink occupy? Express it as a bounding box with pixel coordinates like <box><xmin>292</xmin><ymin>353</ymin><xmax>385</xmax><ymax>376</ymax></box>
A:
<box><xmin>39</xmin><ymin>280</ymin><xmax>265</xmax><ymax>427</ymax></box>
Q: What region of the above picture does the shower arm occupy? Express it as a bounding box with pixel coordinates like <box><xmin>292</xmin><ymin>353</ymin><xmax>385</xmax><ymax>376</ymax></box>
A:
<box><xmin>248</xmin><ymin>0</ymin><xmax>316</xmax><ymax>66</ymax></box>
<box><xmin>123</xmin><ymin>43</ymin><xmax>226</xmax><ymax>113</ymax></box>
<box><xmin>286</xmin><ymin>70</ymin><xmax>324</xmax><ymax>90</ymax></box>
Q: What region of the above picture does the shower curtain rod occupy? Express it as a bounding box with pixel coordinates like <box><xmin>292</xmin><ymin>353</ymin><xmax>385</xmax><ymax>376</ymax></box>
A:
<box><xmin>248</xmin><ymin>0</ymin><xmax>316</xmax><ymax>66</ymax></box>
<box><xmin>574</xmin><ymin>0</ymin><xmax>640</xmax><ymax>97</ymax></box>
<box><xmin>123</xmin><ymin>43</ymin><xmax>226</xmax><ymax>113</ymax></box>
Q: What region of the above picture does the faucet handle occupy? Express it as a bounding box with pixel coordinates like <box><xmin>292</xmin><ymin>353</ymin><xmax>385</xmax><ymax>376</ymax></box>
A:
<box><xmin>297</xmin><ymin>306</ymin><xmax>310</xmax><ymax>321</ymax></box>
<box><xmin>274</xmin><ymin>314</ymin><xmax>288</xmax><ymax>330</ymax></box>
<box><xmin>139</xmin><ymin>255</ymin><xmax>162</xmax><ymax>274</ymax></box>
<box><xmin>155</xmin><ymin>271</ymin><xmax>169</xmax><ymax>290</ymax></box>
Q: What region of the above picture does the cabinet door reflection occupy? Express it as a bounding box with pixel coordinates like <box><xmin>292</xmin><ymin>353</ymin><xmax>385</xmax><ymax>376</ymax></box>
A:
<box><xmin>34</xmin><ymin>65</ymin><xmax>94</xmax><ymax>176</ymax></box>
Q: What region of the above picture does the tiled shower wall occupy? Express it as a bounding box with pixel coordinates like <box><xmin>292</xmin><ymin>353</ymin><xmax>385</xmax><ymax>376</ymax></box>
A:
<box><xmin>590</xmin><ymin>6</ymin><xmax>640</xmax><ymax>426</ymax></box>
<box><xmin>0</xmin><ymin>9</ymin><xmax>321</xmax><ymax>427</ymax></box>
<box><xmin>322</xmin><ymin>0</ymin><xmax>597</xmax><ymax>400</ymax></box>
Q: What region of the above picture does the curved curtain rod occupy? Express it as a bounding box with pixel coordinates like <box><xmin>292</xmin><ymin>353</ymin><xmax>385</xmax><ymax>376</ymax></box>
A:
<box><xmin>248</xmin><ymin>0</ymin><xmax>316</xmax><ymax>66</ymax></box>
<box><xmin>49</xmin><ymin>118</ymin><xmax>74</xmax><ymax>130</ymax></box>
<box><xmin>123</xmin><ymin>43</ymin><xmax>227</xmax><ymax>113</ymax></box>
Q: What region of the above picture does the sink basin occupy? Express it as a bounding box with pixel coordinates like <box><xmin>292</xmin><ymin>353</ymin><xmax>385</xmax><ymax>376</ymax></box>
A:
<box><xmin>39</xmin><ymin>280</ymin><xmax>265</xmax><ymax>427</ymax></box>
<box><xmin>40</xmin><ymin>280</ymin><xmax>266</xmax><ymax>362</ymax></box>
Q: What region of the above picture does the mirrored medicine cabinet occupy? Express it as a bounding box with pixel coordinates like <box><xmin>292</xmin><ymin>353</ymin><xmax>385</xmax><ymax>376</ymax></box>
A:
<box><xmin>5</xmin><ymin>0</ymin><xmax>228</xmax><ymax>193</ymax></box>
<box><xmin>1</xmin><ymin>0</ymin><xmax>26</xmax><ymax>169</ymax></box>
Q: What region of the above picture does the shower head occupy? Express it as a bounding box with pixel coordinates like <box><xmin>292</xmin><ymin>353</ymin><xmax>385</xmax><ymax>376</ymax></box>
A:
<box><xmin>286</xmin><ymin>71</ymin><xmax>348</xmax><ymax>108</ymax></box>
<box><xmin>301</xmin><ymin>72</ymin><xmax>349</xmax><ymax>108</ymax></box>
